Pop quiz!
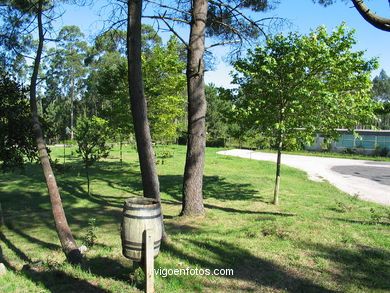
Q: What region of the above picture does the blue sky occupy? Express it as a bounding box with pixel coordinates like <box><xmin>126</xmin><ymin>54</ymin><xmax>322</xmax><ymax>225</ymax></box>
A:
<box><xmin>59</xmin><ymin>1</ymin><xmax>390</xmax><ymax>88</ymax></box>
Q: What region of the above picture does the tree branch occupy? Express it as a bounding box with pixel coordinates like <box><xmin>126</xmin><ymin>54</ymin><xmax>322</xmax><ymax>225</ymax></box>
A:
<box><xmin>143</xmin><ymin>15</ymin><xmax>190</xmax><ymax>24</ymax></box>
<box><xmin>206</xmin><ymin>39</ymin><xmax>240</xmax><ymax>49</ymax></box>
<box><xmin>145</xmin><ymin>0</ymin><xmax>191</xmax><ymax>16</ymax></box>
<box><xmin>352</xmin><ymin>0</ymin><xmax>390</xmax><ymax>32</ymax></box>
<box><xmin>158</xmin><ymin>13</ymin><xmax>189</xmax><ymax>48</ymax></box>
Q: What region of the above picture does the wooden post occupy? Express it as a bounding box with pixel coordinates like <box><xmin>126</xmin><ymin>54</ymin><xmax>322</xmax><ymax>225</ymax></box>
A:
<box><xmin>145</xmin><ymin>229</ymin><xmax>154</xmax><ymax>293</ymax></box>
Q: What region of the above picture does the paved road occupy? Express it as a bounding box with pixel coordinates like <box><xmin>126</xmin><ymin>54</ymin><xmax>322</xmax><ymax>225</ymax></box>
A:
<box><xmin>217</xmin><ymin>149</ymin><xmax>390</xmax><ymax>206</ymax></box>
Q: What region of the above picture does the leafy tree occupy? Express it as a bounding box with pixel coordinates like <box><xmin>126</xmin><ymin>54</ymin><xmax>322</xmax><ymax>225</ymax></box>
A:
<box><xmin>88</xmin><ymin>51</ymin><xmax>132</xmax><ymax>163</ymax></box>
<box><xmin>0</xmin><ymin>1</ymin><xmax>33</xmax><ymax>81</ymax></box>
<box><xmin>143</xmin><ymin>0</ymin><xmax>280</xmax><ymax>216</ymax></box>
<box><xmin>231</xmin><ymin>24</ymin><xmax>379</xmax><ymax>204</ymax></box>
<box><xmin>75</xmin><ymin>116</ymin><xmax>112</xmax><ymax>196</ymax></box>
<box><xmin>87</xmin><ymin>29</ymin><xmax>185</xmax><ymax>151</ymax></box>
<box><xmin>371</xmin><ymin>69</ymin><xmax>390</xmax><ymax>128</ymax></box>
<box><xmin>0</xmin><ymin>72</ymin><xmax>37</xmax><ymax>170</ymax></box>
<box><xmin>372</xmin><ymin>69</ymin><xmax>390</xmax><ymax>103</ymax></box>
<box><xmin>143</xmin><ymin>37</ymin><xmax>186</xmax><ymax>142</ymax></box>
<box><xmin>205</xmin><ymin>84</ymin><xmax>231</xmax><ymax>144</ymax></box>
<box><xmin>45</xmin><ymin>25</ymin><xmax>89</xmax><ymax>140</ymax></box>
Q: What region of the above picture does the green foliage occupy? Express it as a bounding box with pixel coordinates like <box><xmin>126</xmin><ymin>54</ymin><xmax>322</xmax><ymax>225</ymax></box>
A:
<box><xmin>334</xmin><ymin>200</ymin><xmax>353</xmax><ymax>213</ymax></box>
<box><xmin>231</xmin><ymin>23</ymin><xmax>379</xmax><ymax>147</ymax></box>
<box><xmin>373</xmin><ymin>145</ymin><xmax>389</xmax><ymax>157</ymax></box>
<box><xmin>75</xmin><ymin>116</ymin><xmax>112</xmax><ymax>168</ymax></box>
<box><xmin>205</xmin><ymin>84</ymin><xmax>231</xmax><ymax>142</ymax></box>
<box><xmin>75</xmin><ymin>115</ymin><xmax>112</xmax><ymax>195</ymax></box>
<box><xmin>369</xmin><ymin>208</ymin><xmax>382</xmax><ymax>225</ymax></box>
<box><xmin>82</xmin><ymin>218</ymin><xmax>97</xmax><ymax>248</ymax></box>
<box><xmin>0</xmin><ymin>2</ymin><xmax>34</xmax><ymax>80</ymax></box>
<box><xmin>143</xmin><ymin>37</ymin><xmax>186</xmax><ymax>142</ymax></box>
<box><xmin>0</xmin><ymin>72</ymin><xmax>37</xmax><ymax>170</ymax></box>
<box><xmin>88</xmin><ymin>51</ymin><xmax>133</xmax><ymax>142</ymax></box>
<box><xmin>155</xmin><ymin>148</ymin><xmax>174</xmax><ymax>165</ymax></box>
<box><xmin>372</xmin><ymin>69</ymin><xmax>390</xmax><ymax>103</ymax></box>
<box><xmin>87</xmin><ymin>32</ymin><xmax>186</xmax><ymax>144</ymax></box>
<box><xmin>44</xmin><ymin>25</ymin><xmax>89</xmax><ymax>142</ymax></box>
<box><xmin>231</xmin><ymin>23</ymin><xmax>379</xmax><ymax>203</ymax></box>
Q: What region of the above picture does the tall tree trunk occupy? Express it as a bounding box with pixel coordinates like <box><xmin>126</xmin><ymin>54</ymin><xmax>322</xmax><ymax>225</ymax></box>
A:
<box><xmin>29</xmin><ymin>0</ymin><xmax>81</xmax><ymax>264</ymax></box>
<box><xmin>181</xmin><ymin>0</ymin><xmax>208</xmax><ymax>217</ymax></box>
<box><xmin>70</xmin><ymin>77</ymin><xmax>75</xmax><ymax>140</ymax></box>
<box><xmin>127</xmin><ymin>0</ymin><xmax>160</xmax><ymax>201</ymax></box>
<box><xmin>273</xmin><ymin>133</ymin><xmax>283</xmax><ymax>205</ymax></box>
<box><xmin>127</xmin><ymin>0</ymin><xmax>169</xmax><ymax>242</ymax></box>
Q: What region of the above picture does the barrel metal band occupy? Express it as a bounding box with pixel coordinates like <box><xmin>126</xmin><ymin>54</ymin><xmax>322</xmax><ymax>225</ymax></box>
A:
<box><xmin>123</xmin><ymin>213</ymin><xmax>161</xmax><ymax>219</ymax></box>
<box><xmin>124</xmin><ymin>240</ymin><xmax>161</xmax><ymax>247</ymax></box>
<box><xmin>124</xmin><ymin>205</ymin><xmax>159</xmax><ymax>211</ymax></box>
<box><xmin>124</xmin><ymin>245</ymin><xmax>160</xmax><ymax>251</ymax></box>
<box><xmin>124</xmin><ymin>255</ymin><xmax>159</xmax><ymax>261</ymax></box>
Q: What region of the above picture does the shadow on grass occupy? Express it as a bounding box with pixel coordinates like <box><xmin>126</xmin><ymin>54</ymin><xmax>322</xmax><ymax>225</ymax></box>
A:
<box><xmin>159</xmin><ymin>174</ymin><xmax>260</xmax><ymax>202</ymax></box>
<box><xmin>161</xmin><ymin>237</ymin><xmax>337</xmax><ymax>293</ymax></box>
<box><xmin>0</xmin><ymin>231</ymin><xmax>114</xmax><ymax>293</ymax></box>
<box><xmin>21</xmin><ymin>268</ymin><xmax>112</xmax><ymax>293</ymax></box>
<box><xmin>86</xmin><ymin>256</ymin><xmax>132</xmax><ymax>282</ymax></box>
<box><xmin>327</xmin><ymin>217</ymin><xmax>390</xmax><ymax>227</ymax></box>
<box><xmin>0</xmin><ymin>160</ymin><xmax>263</xmax><ymax>225</ymax></box>
<box><xmin>301</xmin><ymin>241</ymin><xmax>390</xmax><ymax>290</ymax></box>
<box><xmin>160</xmin><ymin>199</ymin><xmax>295</xmax><ymax>217</ymax></box>
<box><xmin>5</xmin><ymin>222</ymin><xmax>60</xmax><ymax>250</ymax></box>
<box><xmin>160</xmin><ymin>231</ymin><xmax>390</xmax><ymax>292</ymax></box>
<box><xmin>0</xmin><ymin>231</ymin><xmax>31</xmax><ymax>263</ymax></box>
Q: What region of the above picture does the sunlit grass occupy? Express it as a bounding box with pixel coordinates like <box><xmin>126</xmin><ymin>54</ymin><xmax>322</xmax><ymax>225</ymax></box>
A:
<box><xmin>0</xmin><ymin>145</ymin><xmax>389</xmax><ymax>292</ymax></box>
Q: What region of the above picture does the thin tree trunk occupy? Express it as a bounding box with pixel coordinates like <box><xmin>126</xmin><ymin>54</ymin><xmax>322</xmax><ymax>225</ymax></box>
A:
<box><xmin>127</xmin><ymin>0</ymin><xmax>169</xmax><ymax>242</ymax></box>
<box><xmin>120</xmin><ymin>140</ymin><xmax>123</xmax><ymax>166</ymax></box>
<box><xmin>181</xmin><ymin>0</ymin><xmax>208</xmax><ymax>217</ymax></box>
<box><xmin>86</xmin><ymin>164</ymin><xmax>90</xmax><ymax>196</ymax></box>
<box><xmin>273</xmin><ymin>134</ymin><xmax>283</xmax><ymax>205</ymax></box>
<box><xmin>70</xmin><ymin>77</ymin><xmax>75</xmax><ymax>140</ymax></box>
<box><xmin>29</xmin><ymin>0</ymin><xmax>81</xmax><ymax>264</ymax></box>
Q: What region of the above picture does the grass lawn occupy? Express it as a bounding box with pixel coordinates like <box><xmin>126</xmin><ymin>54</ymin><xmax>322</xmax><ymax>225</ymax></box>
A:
<box><xmin>250</xmin><ymin>148</ymin><xmax>390</xmax><ymax>162</ymax></box>
<box><xmin>0</xmin><ymin>145</ymin><xmax>389</xmax><ymax>292</ymax></box>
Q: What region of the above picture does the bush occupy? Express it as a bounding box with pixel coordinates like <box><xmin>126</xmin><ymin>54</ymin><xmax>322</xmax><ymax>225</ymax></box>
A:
<box><xmin>373</xmin><ymin>145</ymin><xmax>389</xmax><ymax>157</ymax></box>
<box><xmin>206</xmin><ymin>137</ymin><xmax>225</xmax><ymax>147</ymax></box>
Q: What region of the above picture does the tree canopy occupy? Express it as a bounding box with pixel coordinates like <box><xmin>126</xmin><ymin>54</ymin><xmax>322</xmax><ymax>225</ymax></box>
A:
<box><xmin>231</xmin><ymin>23</ymin><xmax>379</xmax><ymax>203</ymax></box>
<box><xmin>0</xmin><ymin>72</ymin><xmax>37</xmax><ymax>170</ymax></box>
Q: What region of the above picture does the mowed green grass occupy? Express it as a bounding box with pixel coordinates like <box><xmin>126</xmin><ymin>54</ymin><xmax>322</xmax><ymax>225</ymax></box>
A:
<box><xmin>251</xmin><ymin>148</ymin><xmax>390</xmax><ymax>162</ymax></box>
<box><xmin>0</xmin><ymin>145</ymin><xmax>389</xmax><ymax>293</ymax></box>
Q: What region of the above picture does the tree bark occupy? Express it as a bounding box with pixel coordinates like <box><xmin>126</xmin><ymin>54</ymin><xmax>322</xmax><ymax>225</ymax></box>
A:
<box><xmin>86</xmin><ymin>164</ymin><xmax>90</xmax><ymax>196</ymax></box>
<box><xmin>273</xmin><ymin>134</ymin><xmax>283</xmax><ymax>205</ymax></box>
<box><xmin>352</xmin><ymin>0</ymin><xmax>390</xmax><ymax>32</ymax></box>
<box><xmin>127</xmin><ymin>0</ymin><xmax>160</xmax><ymax>201</ymax></box>
<box><xmin>127</xmin><ymin>0</ymin><xmax>169</xmax><ymax>242</ymax></box>
<box><xmin>180</xmin><ymin>0</ymin><xmax>208</xmax><ymax>217</ymax></box>
<box><xmin>120</xmin><ymin>140</ymin><xmax>123</xmax><ymax>166</ymax></box>
<box><xmin>70</xmin><ymin>77</ymin><xmax>75</xmax><ymax>140</ymax></box>
<box><xmin>30</xmin><ymin>0</ymin><xmax>82</xmax><ymax>264</ymax></box>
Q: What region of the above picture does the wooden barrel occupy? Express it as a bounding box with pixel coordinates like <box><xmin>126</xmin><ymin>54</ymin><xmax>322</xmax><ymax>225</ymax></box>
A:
<box><xmin>121</xmin><ymin>197</ymin><xmax>162</xmax><ymax>262</ymax></box>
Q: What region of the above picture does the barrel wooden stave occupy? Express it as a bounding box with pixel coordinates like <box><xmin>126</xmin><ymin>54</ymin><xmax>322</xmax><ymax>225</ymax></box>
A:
<box><xmin>121</xmin><ymin>197</ymin><xmax>162</xmax><ymax>262</ymax></box>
